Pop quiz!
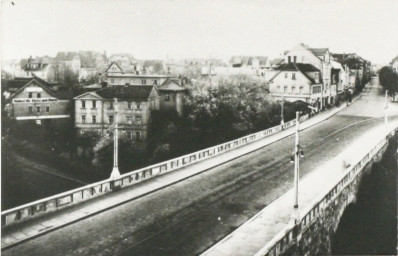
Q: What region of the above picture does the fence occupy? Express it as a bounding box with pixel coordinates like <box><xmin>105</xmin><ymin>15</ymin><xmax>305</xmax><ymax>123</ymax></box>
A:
<box><xmin>253</xmin><ymin>127</ymin><xmax>397</xmax><ymax>256</ymax></box>
<box><xmin>2</xmin><ymin>114</ymin><xmax>309</xmax><ymax>227</ymax></box>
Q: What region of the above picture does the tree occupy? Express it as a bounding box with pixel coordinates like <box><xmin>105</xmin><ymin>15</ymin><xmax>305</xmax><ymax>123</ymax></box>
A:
<box><xmin>379</xmin><ymin>66</ymin><xmax>398</xmax><ymax>98</ymax></box>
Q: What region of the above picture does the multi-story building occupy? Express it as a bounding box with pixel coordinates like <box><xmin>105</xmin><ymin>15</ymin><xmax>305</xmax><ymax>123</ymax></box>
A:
<box><xmin>157</xmin><ymin>78</ymin><xmax>187</xmax><ymax>116</ymax></box>
<box><xmin>284</xmin><ymin>43</ymin><xmax>334</xmax><ymax>108</ymax></box>
<box><xmin>268</xmin><ymin>63</ymin><xmax>323</xmax><ymax>109</ymax></box>
<box><xmin>8</xmin><ymin>77</ymin><xmax>71</xmax><ymax>124</ymax></box>
<box><xmin>332</xmin><ymin>53</ymin><xmax>371</xmax><ymax>93</ymax></box>
<box><xmin>74</xmin><ymin>85</ymin><xmax>160</xmax><ymax>142</ymax></box>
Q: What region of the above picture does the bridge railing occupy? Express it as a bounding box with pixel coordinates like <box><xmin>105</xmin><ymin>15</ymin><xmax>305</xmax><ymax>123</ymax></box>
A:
<box><xmin>1</xmin><ymin>113</ymin><xmax>310</xmax><ymax>227</ymax></box>
<box><xmin>253</xmin><ymin>126</ymin><xmax>397</xmax><ymax>256</ymax></box>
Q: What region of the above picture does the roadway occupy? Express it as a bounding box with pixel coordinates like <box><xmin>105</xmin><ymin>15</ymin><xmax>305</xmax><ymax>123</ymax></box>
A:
<box><xmin>3</xmin><ymin>78</ymin><xmax>398</xmax><ymax>256</ymax></box>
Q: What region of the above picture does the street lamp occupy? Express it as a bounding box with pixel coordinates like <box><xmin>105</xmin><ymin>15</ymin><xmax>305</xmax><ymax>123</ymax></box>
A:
<box><xmin>385</xmin><ymin>90</ymin><xmax>388</xmax><ymax>127</ymax></box>
<box><xmin>110</xmin><ymin>98</ymin><xmax>121</xmax><ymax>179</ymax></box>
<box><xmin>280</xmin><ymin>96</ymin><xmax>285</xmax><ymax>127</ymax></box>
<box><xmin>290</xmin><ymin>111</ymin><xmax>304</xmax><ymax>212</ymax></box>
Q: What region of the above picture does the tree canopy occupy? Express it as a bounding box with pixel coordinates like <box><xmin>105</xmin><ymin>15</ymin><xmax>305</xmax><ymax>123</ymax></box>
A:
<box><xmin>379</xmin><ymin>66</ymin><xmax>398</xmax><ymax>96</ymax></box>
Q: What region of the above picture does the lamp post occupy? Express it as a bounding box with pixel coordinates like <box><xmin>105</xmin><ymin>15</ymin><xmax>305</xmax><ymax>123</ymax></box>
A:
<box><xmin>293</xmin><ymin>111</ymin><xmax>300</xmax><ymax>209</ymax></box>
<box><xmin>280</xmin><ymin>96</ymin><xmax>285</xmax><ymax>127</ymax></box>
<box><xmin>289</xmin><ymin>111</ymin><xmax>304</xmax><ymax>217</ymax></box>
<box><xmin>110</xmin><ymin>98</ymin><xmax>120</xmax><ymax>179</ymax></box>
<box><xmin>385</xmin><ymin>90</ymin><xmax>388</xmax><ymax>127</ymax></box>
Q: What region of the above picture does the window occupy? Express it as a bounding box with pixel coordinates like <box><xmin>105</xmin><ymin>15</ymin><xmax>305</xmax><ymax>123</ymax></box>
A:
<box><xmin>46</xmin><ymin>106</ymin><xmax>50</xmax><ymax>113</ymax></box>
<box><xmin>292</xmin><ymin>73</ymin><xmax>296</xmax><ymax>80</ymax></box>
<box><xmin>127</xmin><ymin>102</ymin><xmax>132</xmax><ymax>109</ymax></box>
<box><xmin>284</xmin><ymin>73</ymin><xmax>288</xmax><ymax>78</ymax></box>
<box><xmin>136</xmin><ymin>131</ymin><xmax>142</xmax><ymax>141</ymax></box>
<box><xmin>82</xmin><ymin>100</ymin><xmax>86</xmax><ymax>108</ymax></box>
<box><xmin>109</xmin><ymin>115</ymin><xmax>114</xmax><ymax>124</ymax></box>
<box><xmin>36</xmin><ymin>106</ymin><xmax>41</xmax><ymax>112</ymax></box>
<box><xmin>165</xmin><ymin>94</ymin><xmax>170</xmax><ymax>101</ymax></box>
<box><xmin>92</xmin><ymin>100</ymin><xmax>96</xmax><ymax>109</ymax></box>
<box><xmin>135</xmin><ymin>115</ymin><xmax>142</xmax><ymax>124</ymax></box>
<box><xmin>109</xmin><ymin>102</ymin><xmax>114</xmax><ymax>109</ymax></box>
<box><xmin>127</xmin><ymin>116</ymin><xmax>132</xmax><ymax>124</ymax></box>
<box><xmin>277</xmin><ymin>86</ymin><xmax>280</xmax><ymax>92</ymax></box>
<box><xmin>284</xmin><ymin>86</ymin><xmax>288</xmax><ymax>93</ymax></box>
<box><xmin>299</xmin><ymin>86</ymin><xmax>304</xmax><ymax>93</ymax></box>
<box><xmin>154</xmin><ymin>80</ymin><xmax>158</xmax><ymax>85</ymax></box>
<box><xmin>37</xmin><ymin>93</ymin><xmax>41</xmax><ymax>98</ymax></box>
<box><xmin>110</xmin><ymin>79</ymin><xmax>114</xmax><ymax>83</ymax></box>
<box><xmin>28</xmin><ymin>92</ymin><xmax>33</xmax><ymax>98</ymax></box>
<box><xmin>293</xmin><ymin>56</ymin><xmax>297</xmax><ymax>63</ymax></box>
<box><xmin>29</xmin><ymin>106</ymin><xmax>33</xmax><ymax>113</ymax></box>
<box><xmin>82</xmin><ymin>115</ymin><xmax>86</xmax><ymax>123</ymax></box>
<box><xmin>136</xmin><ymin>102</ymin><xmax>141</xmax><ymax>109</ymax></box>
<box><xmin>126</xmin><ymin>131</ymin><xmax>133</xmax><ymax>140</ymax></box>
<box><xmin>92</xmin><ymin>115</ymin><xmax>96</xmax><ymax>124</ymax></box>
<box><xmin>292</xmin><ymin>86</ymin><xmax>296</xmax><ymax>93</ymax></box>
<box><xmin>141</xmin><ymin>80</ymin><xmax>146</xmax><ymax>85</ymax></box>
<box><xmin>288</xmin><ymin>56</ymin><xmax>291</xmax><ymax>63</ymax></box>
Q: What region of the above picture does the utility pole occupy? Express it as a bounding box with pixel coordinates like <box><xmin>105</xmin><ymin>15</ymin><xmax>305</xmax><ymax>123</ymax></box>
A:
<box><xmin>280</xmin><ymin>96</ymin><xmax>285</xmax><ymax>127</ymax></box>
<box><xmin>110</xmin><ymin>98</ymin><xmax>120</xmax><ymax>179</ymax></box>
<box><xmin>293</xmin><ymin>111</ymin><xmax>300</xmax><ymax>209</ymax></box>
<box><xmin>385</xmin><ymin>90</ymin><xmax>388</xmax><ymax>127</ymax></box>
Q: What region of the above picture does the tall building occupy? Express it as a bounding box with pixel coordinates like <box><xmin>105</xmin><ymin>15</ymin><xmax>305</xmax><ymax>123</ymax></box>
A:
<box><xmin>74</xmin><ymin>85</ymin><xmax>160</xmax><ymax>142</ymax></box>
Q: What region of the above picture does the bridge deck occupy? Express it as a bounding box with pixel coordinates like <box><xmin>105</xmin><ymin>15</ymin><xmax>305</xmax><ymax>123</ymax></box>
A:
<box><xmin>3</xmin><ymin>80</ymin><xmax>398</xmax><ymax>256</ymax></box>
<box><xmin>202</xmin><ymin>123</ymin><xmax>396</xmax><ymax>256</ymax></box>
<box><xmin>1</xmin><ymin>96</ymin><xmax>350</xmax><ymax>250</ymax></box>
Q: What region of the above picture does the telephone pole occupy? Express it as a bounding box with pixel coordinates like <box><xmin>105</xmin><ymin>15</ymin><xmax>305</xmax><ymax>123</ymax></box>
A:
<box><xmin>110</xmin><ymin>98</ymin><xmax>120</xmax><ymax>179</ymax></box>
<box><xmin>385</xmin><ymin>90</ymin><xmax>388</xmax><ymax>127</ymax></box>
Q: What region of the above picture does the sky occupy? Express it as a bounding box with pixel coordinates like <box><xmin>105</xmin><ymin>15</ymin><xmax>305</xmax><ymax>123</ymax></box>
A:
<box><xmin>1</xmin><ymin>0</ymin><xmax>398</xmax><ymax>65</ymax></box>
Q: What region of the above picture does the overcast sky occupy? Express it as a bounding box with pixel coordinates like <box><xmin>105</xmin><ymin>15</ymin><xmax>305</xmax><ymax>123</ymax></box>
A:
<box><xmin>1</xmin><ymin>0</ymin><xmax>397</xmax><ymax>64</ymax></box>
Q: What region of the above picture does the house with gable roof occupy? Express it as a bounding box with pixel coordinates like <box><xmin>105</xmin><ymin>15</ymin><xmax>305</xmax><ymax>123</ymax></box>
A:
<box><xmin>74</xmin><ymin>85</ymin><xmax>160</xmax><ymax>142</ymax></box>
<box><xmin>284</xmin><ymin>44</ymin><xmax>334</xmax><ymax>108</ymax></box>
<box><xmin>268</xmin><ymin>62</ymin><xmax>323</xmax><ymax>109</ymax></box>
<box><xmin>8</xmin><ymin>77</ymin><xmax>71</xmax><ymax>123</ymax></box>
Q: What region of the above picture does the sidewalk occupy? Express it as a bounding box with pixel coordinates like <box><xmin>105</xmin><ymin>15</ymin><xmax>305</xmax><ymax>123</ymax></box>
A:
<box><xmin>202</xmin><ymin>121</ymin><xmax>397</xmax><ymax>256</ymax></box>
<box><xmin>1</xmin><ymin>100</ymin><xmax>355</xmax><ymax>250</ymax></box>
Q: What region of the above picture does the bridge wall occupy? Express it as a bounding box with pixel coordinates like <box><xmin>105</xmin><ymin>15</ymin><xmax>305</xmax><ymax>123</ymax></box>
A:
<box><xmin>254</xmin><ymin>128</ymin><xmax>397</xmax><ymax>256</ymax></box>
<box><xmin>1</xmin><ymin>114</ymin><xmax>309</xmax><ymax>227</ymax></box>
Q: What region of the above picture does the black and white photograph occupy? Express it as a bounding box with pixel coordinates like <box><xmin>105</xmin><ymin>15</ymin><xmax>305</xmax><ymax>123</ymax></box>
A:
<box><xmin>1</xmin><ymin>0</ymin><xmax>398</xmax><ymax>255</ymax></box>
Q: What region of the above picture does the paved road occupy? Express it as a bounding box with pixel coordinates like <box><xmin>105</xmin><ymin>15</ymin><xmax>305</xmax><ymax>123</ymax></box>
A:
<box><xmin>3</xmin><ymin>78</ymin><xmax>397</xmax><ymax>256</ymax></box>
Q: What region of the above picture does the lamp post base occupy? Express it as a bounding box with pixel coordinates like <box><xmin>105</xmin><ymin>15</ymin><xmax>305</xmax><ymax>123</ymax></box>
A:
<box><xmin>110</xmin><ymin>167</ymin><xmax>121</xmax><ymax>179</ymax></box>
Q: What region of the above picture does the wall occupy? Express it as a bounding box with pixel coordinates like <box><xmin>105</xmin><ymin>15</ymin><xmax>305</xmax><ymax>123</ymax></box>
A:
<box><xmin>254</xmin><ymin>129</ymin><xmax>396</xmax><ymax>256</ymax></box>
<box><xmin>1</xmin><ymin>113</ymin><xmax>309</xmax><ymax>227</ymax></box>
<box><xmin>12</xmin><ymin>83</ymin><xmax>69</xmax><ymax>120</ymax></box>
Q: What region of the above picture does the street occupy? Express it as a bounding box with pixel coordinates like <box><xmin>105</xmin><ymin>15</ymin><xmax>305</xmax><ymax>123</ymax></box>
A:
<box><xmin>3</xmin><ymin>78</ymin><xmax>398</xmax><ymax>256</ymax></box>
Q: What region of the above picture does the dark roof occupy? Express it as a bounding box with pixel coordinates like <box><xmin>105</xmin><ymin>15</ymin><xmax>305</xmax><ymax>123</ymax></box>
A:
<box><xmin>9</xmin><ymin>77</ymin><xmax>70</xmax><ymax>100</ymax></box>
<box><xmin>158</xmin><ymin>78</ymin><xmax>187</xmax><ymax>91</ymax></box>
<box><xmin>276</xmin><ymin>63</ymin><xmax>320</xmax><ymax>72</ymax></box>
<box><xmin>96</xmin><ymin>85</ymin><xmax>156</xmax><ymax>100</ymax></box>
<box><xmin>3</xmin><ymin>77</ymin><xmax>32</xmax><ymax>91</ymax></box>
<box><xmin>274</xmin><ymin>63</ymin><xmax>320</xmax><ymax>84</ymax></box>
<box><xmin>309</xmin><ymin>48</ymin><xmax>328</xmax><ymax>56</ymax></box>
